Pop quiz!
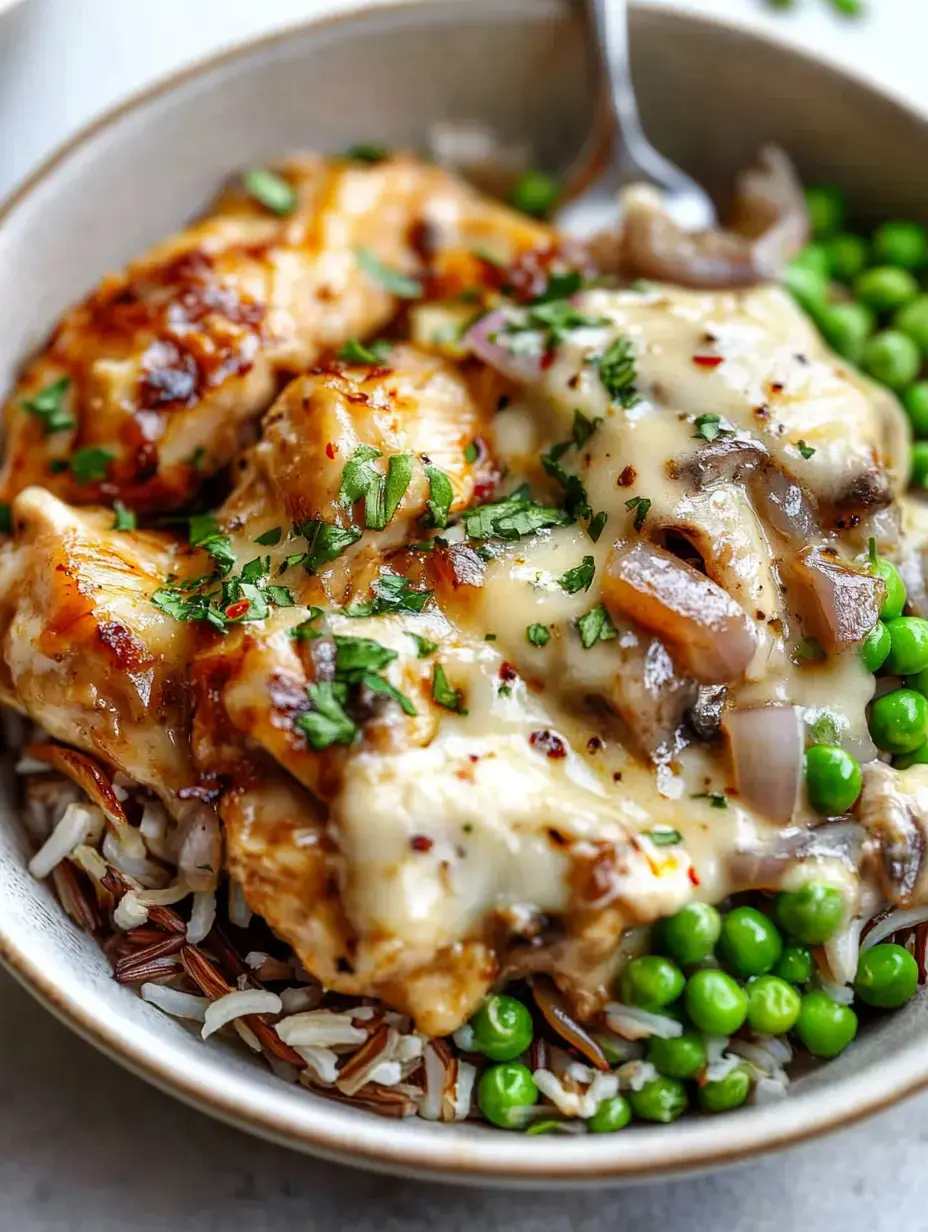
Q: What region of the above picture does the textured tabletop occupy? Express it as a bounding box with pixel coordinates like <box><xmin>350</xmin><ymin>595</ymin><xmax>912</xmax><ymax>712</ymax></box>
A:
<box><xmin>1</xmin><ymin>1</ymin><xmax>927</xmax><ymax>1228</ymax></box>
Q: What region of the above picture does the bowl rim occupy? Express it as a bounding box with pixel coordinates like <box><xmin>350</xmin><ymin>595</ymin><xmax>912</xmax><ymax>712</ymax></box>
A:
<box><xmin>3</xmin><ymin>0</ymin><xmax>928</xmax><ymax>1184</ymax></box>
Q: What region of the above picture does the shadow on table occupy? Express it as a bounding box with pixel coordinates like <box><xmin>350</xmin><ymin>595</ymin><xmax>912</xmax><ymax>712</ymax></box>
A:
<box><xmin>0</xmin><ymin>970</ymin><xmax>919</xmax><ymax>1232</ymax></box>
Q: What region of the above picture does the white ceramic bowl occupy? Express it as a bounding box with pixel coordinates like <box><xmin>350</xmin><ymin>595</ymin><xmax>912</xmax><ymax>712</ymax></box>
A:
<box><xmin>2</xmin><ymin>0</ymin><xmax>928</xmax><ymax>1185</ymax></box>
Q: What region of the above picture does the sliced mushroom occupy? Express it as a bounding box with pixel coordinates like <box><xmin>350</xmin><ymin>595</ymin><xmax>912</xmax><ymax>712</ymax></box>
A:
<box><xmin>787</xmin><ymin>546</ymin><xmax>884</xmax><ymax>655</ymax></box>
<box><xmin>602</xmin><ymin>541</ymin><xmax>756</xmax><ymax>685</ymax></box>
<box><xmin>858</xmin><ymin>761</ymin><xmax>927</xmax><ymax>906</ymax></box>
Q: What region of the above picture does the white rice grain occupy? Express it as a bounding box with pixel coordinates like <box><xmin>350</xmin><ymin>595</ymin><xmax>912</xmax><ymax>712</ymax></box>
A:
<box><xmin>29</xmin><ymin>803</ymin><xmax>102</xmax><ymax>880</ymax></box>
<box><xmin>276</xmin><ymin>1011</ymin><xmax>367</xmax><ymax>1050</ymax></box>
<box><xmin>862</xmin><ymin>904</ymin><xmax>928</xmax><ymax>950</ymax></box>
<box><xmin>604</xmin><ymin>1002</ymin><xmax>683</xmax><ymax>1040</ymax></box>
<box><xmin>297</xmin><ymin>1045</ymin><xmax>340</xmax><ymax>1085</ymax></box>
<box><xmin>186</xmin><ymin>889</ymin><xmax>216</xmax><ymax>944</ymax></box>
<box><xmin>532</xmin><ymin>1069</ymin><xmax>620</xmax><ymax>1118</ymax></box>
<box><xmin>113</xmin><ymin>890</ymin><xmax>150</xmax><ymax>931</ymax></box>
<box><xmin>201</xmin><ymin>989</ymin><xmax>283</xmax><ymax>1040</ymax></box>
<box><xmin>141</xmin><ymin>983</ymin><xmax>209</xmax><ymax>1022</ymax></box>
<box><xmin>451</xmin><ymin>1061</ymin><xmax>477</xmax><ymax>1120</ymax></box>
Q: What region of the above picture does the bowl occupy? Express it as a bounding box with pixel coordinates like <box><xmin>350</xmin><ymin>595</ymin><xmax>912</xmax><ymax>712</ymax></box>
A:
<box><xmin>2</xmin><ymin>0</ymin><xmax>928</xmax><ymax>1186</ymax></box>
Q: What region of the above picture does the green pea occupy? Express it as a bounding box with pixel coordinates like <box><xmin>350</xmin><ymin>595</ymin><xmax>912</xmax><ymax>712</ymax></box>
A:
<box><xmin>795</xmin><ymin>991</ymin><xmax>858</xmax><ymax>1058</ymax></box>
<box><xmin>867</xmin><ymin>551</ymin><xmax>906</xmax><ymax>620</ymax></box>
<box><xmin>469</xmin><ymin>994</ymin><xmax>534</xmax><ymax>1062</ymax></box>
<box><xmin>894</xmin><ymin>738</ymin><xmax>928</xmax><ymax>769</ymax></box>
<box><xmin>854</xmin><ymin>943</ymin><xmax>919</xmax><ymax>1009</ymax></box>
<box><xmin>587</xmin><ymin>1095</ymin><xmax>632</xmax><ymax>1133</ymax></box>
<box><xmin>508</xmin><ymin>171</ymin><xmax>559</xmax><ymax>219</ymax></box>
<box><xmin>862</xmin><ymin>330</ymin><xmax>922</xmax><ymax>390</ymax></box>
<box><xmin>805</xmin><ymin>186</ymin><xmax>846</xmax><ymax>240</ymax></box>
<box><xmin>659</xmin><ymin>902</ymin><xmax>722</xmax><ymax>967</ymax></box>
<box><xmin>804</xmin><ymin>744</ymin><xmax>862</xmax><ymax>815</ymax></box>
<box><xmin>628</xmin><ymin>1076</ymin><xmax>688</xmax><ymax>1124</ymax></box>
<box><xmin>854</xmin><ymin>267</ymin><xmax>920</xmax><ymax>316</ymax></box>
<box><xmin>476</xmin><ymin>1062</ymin><xmax>538</xmax><ymax>1129</ymax></box>
<box><xmin>646</xmin><ymin>1032</ymin><xmax>707</xmax><ymax>1080</ymax></box>
<box><xmin>718</xmin><ymin>906</ymin><xmax>783</xmax><ymax>978</ymax></box>
<box><xmin>903</xmin><ymin>383</ymin><xmax>928</xmax><ymax>438</ymax></box>
<box><xmin>824</xmin><ymin>232</ymin><xmax>869</xmax><ymax>283</ymax></box>
<box><xmin>685</xmin><ymin>969</ymin><xmax>749</xmax><ymax>1036</ymax></box>
<box><xmin>745</xmin><ymin>974</ymin><xmax>802</xmax><ymax>1035</ymax></box>
<box><xmin>894</xmin><ymin>295</ymin><xmax>928</xmax><ymax>356</ymax></box>
<box><xmin>911</xmin><ymin>441</ymin><xmax>928</xmax><ymax>491</ymax></box>
<box><xmin>619</xmin><ymin>955</ymin><xmax>685</xmax><ymax>1009</ymax></box>
<box><xmin>774</xmin><ymin>945</ymin><xmax>814</xmax><ymax>985</ymax></box>
<box><xmin>698</xmin><ymin>1066</ymin><xmax>751</xmax><ymax>1113</ymax></box>
<box><xmin>774</xmin><ymin>881</ymin><xmax>845</xmax><ymax>945</ymax></box>
<box><xmin>861</xmin><ymin>621</ymin><xmax>891</xmax><ymax>672</ymax></box>
<box><xmin>792</xmin><ymin>243</ymin><xmax>832</xmax><ymax>277</ymax></box>
<box><xmin>884</xmin><ymin>617</ymin><xmax>928</xmax><ymax>675</ymax></box>
<box><xmin>783</xmin><ymin>263</ymin><xmax>831</xmax><ymax>316</ymax></box>
<box><xmin>869</xmin><ymin>687</ymin><xmax>928</xmax><ymax>754</ymax></box>
<box><xmin>819</xmin><ymin>301</ymin><xmax>874</xmax><ymax>362</ymax></box>
<box><xmin>873</xmin><ymin>221</ymin><xmax>928</xmax><ymax>271</ymax></box>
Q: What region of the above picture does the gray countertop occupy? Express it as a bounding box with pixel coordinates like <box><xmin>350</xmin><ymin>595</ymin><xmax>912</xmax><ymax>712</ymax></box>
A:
<box><xmin>1</xmin><ymin>966</ymin><xmax>924</xmax><ymax>1231</ymax></box>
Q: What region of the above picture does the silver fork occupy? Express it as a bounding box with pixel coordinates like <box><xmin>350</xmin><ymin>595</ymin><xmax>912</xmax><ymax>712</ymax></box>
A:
<box><xmin>557</xmin><ymin>0</ymin><xmax>717</xmax><ymax>237</ymax></box>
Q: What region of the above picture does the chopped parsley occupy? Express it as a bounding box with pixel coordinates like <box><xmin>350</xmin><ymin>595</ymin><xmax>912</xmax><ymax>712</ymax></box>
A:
<box><xmin>297</xmin><ymin>682</ymin><xmax>358</xmax><ymax>750</ymax></box>
<box><xmin>692</xmin><ymin>792</ymin><xmax>728</xmax><ymax>809</ymax></box>
<box><xmin>424</xmin><ymin>464</ymin><xmax>454</xmax><ymax>529</ymax></box>
<box><xmin>334</xmin><ymin>634</ymin><xmax>397</xmax><ymax>678</ymax></box>
<box><xmin>577</xmin><ymin>603</ymin><xmax>616</xmax><ymax>648</ymax></box>
<box><xmin>597</xmin><ymin>337</ymin><xmax>639</xmax><ymax>407</ymax></box>
<box><xmin>337</xmin><ymin>445</ymin><xmax>412</xmax><ymax>531</ymax></box>
<box><xmin>647</xmin><ymin>828</ymin><xmax>683</xmax><ymax>846</ymax></box>
<box><xmin>346</xmin><ymin>570</ymin><xmax>433</xmax><ymax>617</ymax></box>
<box><xmin>0</xmin><ymin>505</ymin><xmax>11</xmax><ymax>534</ymax></box>
<box><xmin>432</xmin><ymin>663</ymin><xmax>467</xmax><ymax>713</ymax></box>
<box><xmin>571</xmin><ymin>408</ymin><xmax>601</xmax><ymax>449</ymax></box>
<box><xmin>797</xmin><ymin>440</ymin><xmax>816</xmax><ymax>460</ymax></box>
<box><xmin>298</xmin><ymin>520</ymin><xmax>363</xmax><ymax>574</ymax></box>
<box><xmin>186</xmin><ymin>446</ymin><xmax>206</xmax><ymax>472</ymax></box>
<box><xmin>532</xmin><ymin>270</ymin><xmax>586</xmax><ymax>306</ymax></box>
<box><xmin>502</xmin><ymin>298</ymin><xmax>606</xmax><ymax>354</ymax></box>
<box><xmin>189</xmin><ymin>514</ymin><xmax>235</xmax><ymax>576</ymax></box>
<box><xmin>344</xmin><ymin>142</ymin><xmax>391</xmax><ymax>164</ymax></box>
<box><xmin>22</xmin><ymin>376</ymin><xmax>73</xmax><ymax>434</ymax></box>
<box><xmin>559</xmin><ymin>555</ymin><xmax>595</xmax><ymax>594</ymax></box>
<box><xmin>587</xmin><ymin>511</ymin><xmax>608</xmax><ymax>543</ymax></box>
<box><xmin>625</xmin><ymin>495</ymin><xmax>651</xmax><ymax>532</ymax></box>
<box><xmin>355</xmin><ymin>247</ymin><xmax>422</xmax><ymax>299</ymax></box>
<box><xmin>68</xmin><ymin>446</ymin><xmax>114</xmax><ymax>486</ymax></box>
<box><xmin>464</xmin><ymin>441</ymin><xmax>479</xmax><ymax>464</ymax></box>
<box><xmin>337</xmin><ymin>338</ymin><xmax>392</xmax><ymax>365</ymax></box>
<box><xmin>541</xmin><ymin>442</ymin><xmax>590</xmax><ymax>519</ymax></box>
<box><xmin>462</xmin><ymin>485</ymin><xmax>571</xmax><ymax>541</ymax></box>
<box><xmin>254</xmin><ymin>526</ymin><xmax>282</xmax><ymax>546</ymax></box>
<box><xmin>111</xmin><ymin>502</ymin><xmax>136</xmax><ymax>532</ymax></box>
<box><xmin>289</xmin><ymin>608</ymin><xmax>326</xmax><ymax>640</ymax></box>
<box><xmin>693</xmin><ymin>413</ymin><xmax>723</xmax><ymax>443</ymax></box>
<box><xmin>360</xmin><ymin>671</ymin><xmax>418</xmax><ymax>716</ymax></box>
<box><xmin>407</xmin><ymin>632</ymin><xmax>439</xmax><ymax>658</ymax></box>
<box><xmin>242</xmin><ymin>168</ymin><xmax>297</xmax><ymax>216</ymax></box>
<box><xmin>526</xmin><ymin>623</ymin><xmax>551</xmax><ymax>647</ymax></box>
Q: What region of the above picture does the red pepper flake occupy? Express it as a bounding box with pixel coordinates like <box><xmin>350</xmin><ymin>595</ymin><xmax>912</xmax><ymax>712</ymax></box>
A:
<box><xmin>692</xmin><ymin>355</ymin><xmax>723</xmax><ymax>369</ymax></box>
<box><xmin>540</xmin><ymin>349</ymin><xmax>556</xmax><ymax>371</ymax></box>
<box><xmin>224</xmin><ymin>599</ymin><xmax>250</xmax><ymax>621</ymax></box>
<box><xmin>499</xmin><ymin>662</ymin><xmax>518</xmax><ymax>684</ymax></box>
<box><xmin>587</xmin><ymin>736</ymin><xmax>604</xmax><ymax>754</ymax></box>
<box><xmin>687</xmin><ymin>866</ymin><xmax>701</xmax><ymax>886</ymax></box>
<box><xmin>325</xmin><ymin>441</ymin><xmax>336</xmax><ymax>460</ymax></box>
<box><xmin>617</xmin><ymin>464</ymin><xmax>637</xmax><ymax>488</ymax></box>
<box><xmin>529</xmin><ymin>729</ymin><xmax>566</xmax><ymax>760</ymax></box>
<box><xmin>473</xmin><ymin>479</ymin><xmax>497</xmax><ymax>503</ymax></box>
<box><xmin>410</xmin><ymin>834</ymin><xmax>434</xmax><ymax>853</ymax></box>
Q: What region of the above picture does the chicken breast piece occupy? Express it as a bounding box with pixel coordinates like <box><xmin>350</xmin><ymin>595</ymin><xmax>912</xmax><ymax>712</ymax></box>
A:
<box><xmin>0</xmin><ymin>156</ymin><xmax>549</xmax><ymax>513</ymax></box>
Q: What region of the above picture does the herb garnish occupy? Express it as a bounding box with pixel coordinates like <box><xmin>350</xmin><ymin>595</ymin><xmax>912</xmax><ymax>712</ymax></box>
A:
<box><xmin>111</xmin><ymin>502</ymin><xmax>136</xmax><ymax>532</ymax></box>
<box><xmin>597</xmin><ymin>337</ymin><xmax>639</xmax><ymax>407</ymax></box>
<box><xmin>0</xmin><ymin>505</ymin><xmax>11</xmax><ymax>534</ymax></box>
<box><xmin>298</xmin><ymin>682</ymin><xmax>358</xmax><ymax>750</ymax></box>
<box><xmin>355</xmin><ymin>247</ymin><xmax>422</xmax><ymax>299</ymax></box>
<box><xmin>691</xmin><ymin>792</ymin><xmax>728</xmax><ymax>809</ymax></box>
<box><xmin>577</xmin><ymin>603</ymin><xmax>616</xmax><ymax>648</ymax></box>
<box><xmin>289</xmin><ymin>608</ymin><xmax>326</xmax><ymax>641</ymax></box>
<box><xmin>68</xmin><ymin>447</ymin><xmax>114</xmax><ymax>485</ymax></box>
<box><xmin>337</xmin><ymin>338</ymin><xmax>393</xmax><ymax>365</ymax></box>
<box><xmin>424</xmin><ymin>464</ymin><xmax>454</xmax><ymax>529</ymax></box>
<box><xmin>500</xmin><ymin>299</ymin><xmax>606</xmax><ymax>355</ymax></box>
<box><xmin>242</xmin><ymin>168</ymin><xmax>297</xmax><ymax>216</ymax></box>
<box><xmin>797</xmin><ymin>440</ymin><xmax>816</xmax><ymax>460</ymax></box>
<box><xmin>527</xmin><ymin>623</ymin><xmax>551</xmax><ymax>647</ymax></box>
<box><xmin>254</xmin><ymin>526</ymin><xmax>282</xmax><ymax>546</ymax></box>
<box><xmin>337</xmin><ymin>445</ymin><xmax>413</xmax><ymax>531</ymax></box>
<box><xmin>407</xmin><ymin>632</ymin><xmax>439</xmax><ymax>658</ymax></box>
<box><xmin>22</xmin><ymin>376</ymin><xmax>73</xmax><ymax>434</ymax></box>
<box><xmin>189</xmin><ymin>514</ymin><xmax>235</xmax><ymax>576</ymax></box>
<box><xmin>298</xmin><ymin>520</ymin><xmax>363</xmax><ymax>574</ymax></box>
<box><xmin>432</xmin><ymin>663</ymin><xmax>467</xmax><ymax>713</ymax></box>
<box><xmin>587</xmin><ymin>511</ymin><xmax>608</xmax><ymax>543</ymax></box>
<box><xmin>647</xmin><ymin>828</ymin><xmax>683</xmax><ymax>846</ymax></box>
<box><xmin>462</xmin><ymin>484</ymin><xmax>571</xmax><ymax>542</ymax></box>
<box><xmin>464</xmin><ymin>442</ymin><xmax>479</xmax><ymax>463</ymax></box>
<box><xmin>346</xmin><ymin>570</ymin><xmax>433</xmax><ymax>617</ymax></box>
<box><xmin>559</xmin><ymin>555</ymin><xmax>595</xmax><ymax>594</ymax></box>
<box><xmin>693</xmin><ymin>413</ymin><xmax>726</xmax><ymax>443</ymax></box>
<box><xmin>625</xmin><ymin>495</ymin><xmax>651</xmax><ymax>532</ymax></box>
<box><xmin>344</xmin><ymin>142</ymin><xmax>391</xmax><ymax>164</ymax></box>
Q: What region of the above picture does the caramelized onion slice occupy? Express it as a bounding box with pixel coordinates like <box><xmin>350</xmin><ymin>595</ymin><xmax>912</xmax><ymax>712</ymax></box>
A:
<box><xmin>724</xmin><ymin>706</ymin><xmax>803</xmax><ymax>824</ymax></box>
<box><xmin>27</xmin><ymin>742</ymin><xmax>144</xmax><ymax>858</ymax></box>
<box><xmin>616</xmin><ymin>147</ymin><xmax>807</xmax><ymax>288</ymax></box>
<box><xmin>466</xmin><ymin>309</ymin><xmax>545</xmax><ymax>384</ymax></box>
<box><xmin>602</xmin><ymin>542</ymin><xmax>755</xmax><ymax>685</ymax></box>
<box><xmin>788</xmin><ymin>546</ymin><xmax>885</xmax><ymax>655</ymax></box>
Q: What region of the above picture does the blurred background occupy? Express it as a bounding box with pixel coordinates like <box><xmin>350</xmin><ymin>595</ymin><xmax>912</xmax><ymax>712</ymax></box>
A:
<box><xmin>1</xmin><ymin>1</ymin><xmax>927</xmax><ymax>1230</ymax></box>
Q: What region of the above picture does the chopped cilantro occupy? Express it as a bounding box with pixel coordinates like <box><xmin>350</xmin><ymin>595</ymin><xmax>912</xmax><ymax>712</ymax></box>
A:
<box><xmin>432</xmin><ymin>663</ymin><xmax>467</xmax><ymax>713</ymax></box>
<box><xmin>344</xmin><ymin>142</ymin><xmax>391</xmax><ymax>164</ymax></box>
<box><xmin>407</xmin><ymin>632</ymin><xmax>439</xmax><ymax>658</ymax></box>
<box><xmin>334</xmin><ymin>635</ymin><xmax>398</xmax><ymax>679</ymax></box>
<box><xmin>527</xmin><ymin>623</ymin><xmax>551</xmax><ymax>647</ymax></box>
<box><xmin>299</xmin><ymin>520</ymin><xmax>363</xmax><ymax>574</ymax></box>
<box><xmin>541</xmin><ymin>442</ymin><xmax>590</xmax><ymax>519</ymax></box>
<box><xmin>424</xmin><ymin>464</ymin><xmax>454</xmax><ymax>529</ymax></box>
<box><xmin>693</xmin><ymin>413</ymin><xmax>724</xmax><ymax>442</ymax></box>
<box><xmin>484</xmin><ymin>633</ymin><xmax>497</xmax><ymax>642</ymax></box>
<box><xmin>111</xmin><ymin>502</ymin><xmax>136</xmax><ymax>532</ymax></box>
<box><xmin>625</xmin><ymin>495</ymin><xmax>651</xmax><ymax>532</ymax></box>
<box><xmin>559</xmin><ymin>555</ymin><xmax>595</xmax><ymax>594</ymax></box>
<box><xmin>242</xmin><ymin>168</ymin><xmax>297</xmax><ymax>216</ymax></box>
<box><xmin>532</xmin><ymin>270</ymin><xmax>586</xmax><ymax>306</ymax></box>
<box><xmin>647</xmin><ymin>828</ymin><xmax>683</xmax><ymax>846</ymax></box>
<box><xmin>265</xmin><ymin>585</ymin><xmax>294</xmax><ymax>607</ymax></box>
<box><xmin>346</xmin><ymin>570</ymin><xmax>432</xmax><ymax>617</ymax></box>
<box><xmin>360</xmin><ymin>671</ymin><xmax>417</xmax><ymax>716</ymax></box>
<box><xmin>337</xmin><ymin>445</ymin><xmax>412</xmax><ymax>531</ymax></box>
<box><xmin>289</xmin><ymin>608</ymin><xmax>326</xmax><ymax>640</ymax></box>
<box><xmin>254</xmin><ymin>526</ymin><xmax>282</xmax><ymax>546</ymax></box>
<box><xmin>462</xmin><ymin>486</ymin><xmax>571</xmax><ymax>541</ymax></box>
<box><xmin>577</xmin><ymin>603</ymin><xmax>616</xmax><ymax>648</ymax></box>
<box><xmin>509</xmin><ymin>170</ymin><xmax>560</xmax><ymax>219</ymax></box>
<box><xmin>189</xmin><ymin>514</ymin><xmax>236</xmax><ymax>577</ymax></box>
<box><xmin>692</xmin><ymin>792</ymin><xmax>728</xmax><ymax>809</ymax></box>
<box><xmin>68</xmin><ymin>446</ymin><xmax>114</xmax><ymax>486</ymax></box>
<box><xmin>355</xmin><ymin>247</ymin><xmax>422</xmax><ymax>299</ymax></box>
<box><xmin>506</xmin><ymin>299</ymin><xmax>605</xmax><ymax>353</ymax></box>
<box><xmin>598</xmin><ymin>336</ymin><xmax>639</xmax><ymax>407</ymax></box>
<box><xmin>297</xmin><ymin>682</ymin><xmax>358</xmax><ymax>750</ymax></box>
<box><xmin>464</xmin><ymin>441</ymin><xmax>479</xmax><ymax>463</ymax></box>
<box><xmin>797</xmin><ymin>440</ymin><xmax>816</xmax><ymax>460</ymax></box>
<box><xmin>380</xmin><ymin>454</ymin><xmax>413</xmax><ymax>529</ymax></box>
<box><xmin>21</xmin><ymin>376</ymin><xmax>73</xmax><ymax>434</ymax></box>
<box><xmin>587</xmin><ymin>511</ymin><xmax>607</xmax><ymax>543</ymax></box>
<box><xmin>337</xmin><ymin>338</ymin><xmax>392</xmax><ymax>364</ymax></box>
<box><xmin>571</xmin><ymin>408</ymin><xmax>601</xmax><ymax>449</ymax></box>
